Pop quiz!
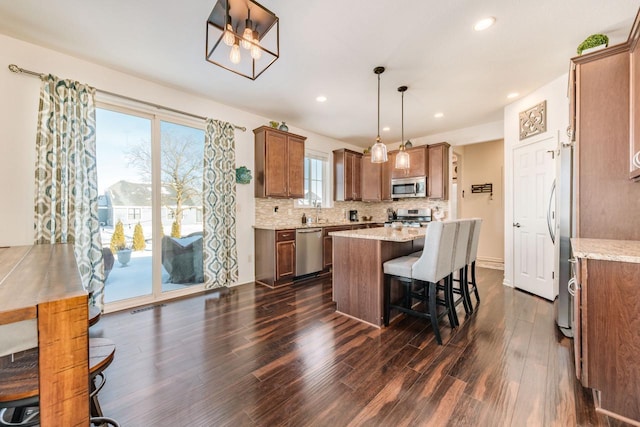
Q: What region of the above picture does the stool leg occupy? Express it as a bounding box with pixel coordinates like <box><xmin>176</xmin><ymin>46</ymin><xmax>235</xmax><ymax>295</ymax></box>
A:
<box><xmin>470</xmin><ymin>262</ymin><xmax>480</xmax><ymax>305</ymax></box>
<box><xmin>90</xmin><ymin>376</ymin><xmax>104</xmax><ymax>418</ymax></box>
<box><xmin>445</xmin><ymin>275</ymin><xmax>459</xmax><ymax>327</ymax></box>
<box><xmin>428</xmin><ymin>281</ymin><xmax>442</xmax><ymax>345</ymax></box>
<box><xmin>460</xmin><ymin>267</ymin><xmax>473</xmax><ymax>315</ymax></box>
<box><xmin>384</xmin><ymin>275</ymin><xmax>391</xmax><ymax>326</ymax></box>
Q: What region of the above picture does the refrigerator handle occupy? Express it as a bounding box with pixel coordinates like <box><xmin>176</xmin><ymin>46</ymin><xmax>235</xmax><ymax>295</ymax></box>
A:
<box><xmin>547</xmin><ymin>179</ymin><xmax>556</xmax><ymax>244</ymax></box>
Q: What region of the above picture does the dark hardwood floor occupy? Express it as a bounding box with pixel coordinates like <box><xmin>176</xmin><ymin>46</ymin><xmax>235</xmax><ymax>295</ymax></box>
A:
<box><xmin>90</xmin><ymin>268</ymin><xmax>614</xmax><ymax>426</ymax></box>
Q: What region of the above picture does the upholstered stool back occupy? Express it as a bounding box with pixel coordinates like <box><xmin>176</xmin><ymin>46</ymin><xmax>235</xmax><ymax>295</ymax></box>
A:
<box><xmin>468</xmin><ymin>218</ymin><xmax>483</xmax><ymax>264</ymax></box>
<box><xmin>412</xmin><ymin>221</ymin><xmax>457</xmax><ymax>284</ymax></box>
<box><xmin>453</xmin><ymin>220</ymin><xmax>472</xmax><ymax>271</ymax></box>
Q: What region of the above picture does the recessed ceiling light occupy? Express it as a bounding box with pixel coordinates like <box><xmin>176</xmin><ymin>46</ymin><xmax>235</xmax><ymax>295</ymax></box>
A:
<box><xmin>434</xmin><ymin>112</ymin><xmax>444</xmax><ymax>118</ymax></box>
<box><xmin>474</xmin><ymin>17</ymin><xmax>496</xmax><ymax>31</ymax></box>
<box><xmin>507</xmin><ymin>92</ymin><xmax>519</xmax><ymax>99</ymax></box>
<box><xmin>316</xmin><ymin>95</ymin><xmax>327</xmax><ymax>102</ymax></box>
<box><xmin>382</xmin><ymin>127</ymin><xmax>390</xmax><ymax>132</ymax></box>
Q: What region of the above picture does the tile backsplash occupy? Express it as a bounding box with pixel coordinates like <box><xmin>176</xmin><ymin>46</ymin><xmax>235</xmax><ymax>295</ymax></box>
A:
<box><xmin>255</xmin><ymin>198</ymin><xmax>449</xmax><ymax>228</ymax></box>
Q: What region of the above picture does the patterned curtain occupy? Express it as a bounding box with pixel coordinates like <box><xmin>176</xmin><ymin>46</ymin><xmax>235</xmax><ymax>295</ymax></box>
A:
<box><xmin>34</xmin><ymin>74</ymin><xmax>105</xmax><ymax>308</ymax></box>
<box><xmin>202</xmin><ymin>119</ymin><xmax>238</xmax><ymax>288</ymax></box>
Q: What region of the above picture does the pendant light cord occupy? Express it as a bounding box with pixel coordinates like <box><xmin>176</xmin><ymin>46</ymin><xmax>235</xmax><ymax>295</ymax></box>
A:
<box><xmin>401</xmin><ymin>90</ymin><xmax>404</xmax><ymax>147</ymax></box>
<box><xmin>377</xmin><ymin>72</ymin><xmax>381</xmax><ymax>140</ymax></box>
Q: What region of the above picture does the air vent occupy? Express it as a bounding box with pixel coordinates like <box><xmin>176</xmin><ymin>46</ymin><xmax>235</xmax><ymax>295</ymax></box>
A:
<box><xmin>131</xmin><ymin>304</ymin><xmax>166</xmax><ymax>314</ymax></box>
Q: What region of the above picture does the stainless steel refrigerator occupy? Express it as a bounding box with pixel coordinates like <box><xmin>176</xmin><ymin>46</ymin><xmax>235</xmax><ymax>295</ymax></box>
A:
<box><xmin>554</xmin><ymin>139</ymin><xmax>575</xmax><ymax>337</ymax></box>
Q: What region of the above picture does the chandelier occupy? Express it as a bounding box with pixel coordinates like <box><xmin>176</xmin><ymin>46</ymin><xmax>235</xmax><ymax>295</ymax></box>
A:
<box><xmin>206</xmin><ymin>0</ymin><xmax>279</xmax><ymax>80</ymax></box>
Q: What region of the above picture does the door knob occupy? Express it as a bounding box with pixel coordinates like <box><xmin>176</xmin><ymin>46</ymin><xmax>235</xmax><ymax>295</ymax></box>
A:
<box><xmin>513</xmin><ymin>222</ymin><xmax>521</xmax><ymax>228</ymax></box>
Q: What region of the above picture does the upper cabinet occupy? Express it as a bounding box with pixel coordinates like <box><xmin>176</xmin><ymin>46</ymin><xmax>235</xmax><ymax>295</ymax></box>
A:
<box><xmin>254</xmin><ymin>126</ymin><xmax>306</xmax><ymax>199</ymax></box>
<box><xmin>630</xmin><ymin>16</ymin><xmax>640</xmax><ymax>180</ymax></box>
<box><xmin>333</xmin><ymin>149</ymin><xmax>362</xmax><ymax>201</ymax></box>
<box><xmin>361</xmin><ymin>154</ymin><xmax>392</xmax><ymax>202</ymax></box>
<box><xmin>390</xmin><ymin>145</ymin><xmax>428</xmax><ymax>179</ymax></box>
<box><xmin>428</xmin><ymin>142</ymin><xmax>450</xmax><ymax>200</ymax></box>
<box><xmin>571</xmin><ymin>40</ymin><xmax>640</xmax><ymax>239</ymax></box>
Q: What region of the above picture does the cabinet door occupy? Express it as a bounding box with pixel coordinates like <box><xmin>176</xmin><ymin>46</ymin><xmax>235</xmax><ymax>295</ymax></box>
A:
<box><xmin>344</xmin><ymin>152</ymin><xmax>356</xmax><ymax>200</ymax></box>
<box><xmin>361</xmin><ymin>154</ymin><xmax>380</xmax><ymax>201</ymax></box>
<box><xmin>408</xmin><ymin>146</ymin><xmax>427</xmax><ymax>177</ymax></box>
<box><xmin>287</xmin><ymin>136</ymin><xmax>305</xmax><ymax>198</ymax></box>
<box><xmin>352</xmin><ymin>154</ymin><xmax>362</xmax><ymax>201</ymax></box>
<box><xmin>428</xmin><ymin>143</ymin><xmax>449</xmax><ymax>200</ymax></box>
<box><xmin>323</xmin><ymin>235</ymin><xmax>332</xmax><ymax>269</ymax></box>
<box><xmin>631</xmin><ymin>35</ymin><xmax>640</xmax><ymax>180</ymax></box>
<box><xmin>381</xmin><ymin>155</ymin><xmax>392</xmax><ymax>201</ymax></box>
<box><xmin>265</xmin><ymin>132</ymin><xmax>288</xmax><ymax>197</ymax></box>
<box><xmin>573</xmin><ymin>258</ymin><xmax>584</xmax><ymax>384</ymax></box>
<box><xmin>276</xmin><ymin>240</ymin><xmax>296</xmax><ymax>280</ymax></box>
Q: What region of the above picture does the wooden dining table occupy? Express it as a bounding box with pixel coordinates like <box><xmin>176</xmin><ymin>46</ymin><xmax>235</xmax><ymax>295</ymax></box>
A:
<box><xmin>0</xmin><ymin>245</ymin><xmax>89</xmax><ymax>426</ymax></box>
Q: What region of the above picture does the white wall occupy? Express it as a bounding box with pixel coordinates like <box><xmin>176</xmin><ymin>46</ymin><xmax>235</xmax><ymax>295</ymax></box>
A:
<box><xmin>0</xmin><ymin>34</ymin><xmax>360</xmax><ymax>286</ymax></box>
<box><xmin>503</xmin><ymin>73</ymin><xmax>569</xmax><ymax>287</ymax></box>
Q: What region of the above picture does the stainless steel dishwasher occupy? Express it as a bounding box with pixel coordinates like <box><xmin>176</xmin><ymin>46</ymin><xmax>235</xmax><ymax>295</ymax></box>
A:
<box><xmin>295</xmin><ymin>228</ymin><xmax>323</xmax><ymax>276</ymax></box>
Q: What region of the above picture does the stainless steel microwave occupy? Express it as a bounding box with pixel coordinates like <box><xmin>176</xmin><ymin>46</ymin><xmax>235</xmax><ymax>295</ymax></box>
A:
<box><xmin>391</xmin><ymin>176</ymin><xmax>427</xmax><ymax>198</ymax></box>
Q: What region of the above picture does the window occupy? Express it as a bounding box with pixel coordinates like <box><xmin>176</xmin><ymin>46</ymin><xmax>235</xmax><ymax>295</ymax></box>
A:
<box><xmin>128</xmin><ymin>208</ymin><xmax>141</xmax><ymax>220</ymax></box>
<box><xmin>297</xmin><ymin>150</ymin><xmax>330</xmax><ymax>208</ymax></box>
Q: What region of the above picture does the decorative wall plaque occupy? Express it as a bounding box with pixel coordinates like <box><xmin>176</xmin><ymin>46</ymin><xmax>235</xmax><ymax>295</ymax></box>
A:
<box><xmin>519</xmin><ymin>100</ymin><xmax>547</xmax><ymax>140</ymax></box>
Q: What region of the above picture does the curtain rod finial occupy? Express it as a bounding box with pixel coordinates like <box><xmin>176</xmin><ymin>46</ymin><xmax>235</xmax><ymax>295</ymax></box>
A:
<box><xmin>8</xmin><ymin>64</ymin><xmax>21</xmax><ymax>73</ymax></box>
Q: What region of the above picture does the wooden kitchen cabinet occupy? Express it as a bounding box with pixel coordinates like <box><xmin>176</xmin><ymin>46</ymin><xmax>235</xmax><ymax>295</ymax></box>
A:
<box><xmin>390</xmin><ymin>145</ymin><xmax>428</xmax><ymax>179</ymax></box>
<box><xmin>333</xmin><ymin>149</ymin><xmax>362</xmax><ymax>201</ymax></box>
<box><xmin>322</xmin><ymin>225</ymin><xmax>352</xmax><ymax>269</ymax></box>
<box><xmin>255</xmin><ymin>228</ymin><xmax>296</xmax><ymax>287</ymax></box>
<box><xmin>630</xmin><ymin>16</ymin><xmax>640</xmax><ymax>180</ymax></box>
<box><xmin>254</xmin><ymin>126</ymin><xmax>306</xmax><ymax>198</ymax></box>
<box><xmin>361</xmin><ymin>153</ymin><xmax>392</xmax><ymax>201</ymax></box>
<box><xmin>428</xmin><ymin>142</ymin><xmax>450</xmax><ymax>200</ymax></box>
<box><xmin>572</xmin><ymin>242</ymin><xmax>640</xmax><ymax>425</ymax></box>
<box><xmin>571</xmin><ymin>44</ymin><xmax>640</xmax><ymax>240</ymax></box>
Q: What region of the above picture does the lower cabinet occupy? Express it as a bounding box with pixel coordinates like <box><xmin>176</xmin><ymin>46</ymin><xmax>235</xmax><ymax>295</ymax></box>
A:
<box><xmin>255</xmin><ymin>229</ymin><xmax>296</xmax><ymax>287</ymax></box>
<box><xmin>323</xmin><ymin>225</ymin><xmax>352</xmax><ymax>270</ymax></box>
<box><xmin>573</xmin><ymin>256</ymin><xmax>640</xmax><ymax>424</ymax></box>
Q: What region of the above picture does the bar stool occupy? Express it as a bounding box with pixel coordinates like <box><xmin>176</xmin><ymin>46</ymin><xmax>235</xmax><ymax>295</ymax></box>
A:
<box><xmin>383</xmin><ymin>221</ymin><xmax>458</xmax><ymax>345</ymax></box>
<box><xmin>465</xmin><ymin>218</ymin><xmax>483</xmax><ymax>310</ymax></box>
<box><xmin>0</xmin><ymin>348</ymin><xmax>39</xmax><ymax>426</ymax></box>
<box><xmin>0</xmin><ymin>339</ymin><xmax>116</xmax><ymax>426</ymax></box>
<box><xmin>450</xmin><ymin>219</ymin><xmax>473</xmax><ymax>316</ymax></box>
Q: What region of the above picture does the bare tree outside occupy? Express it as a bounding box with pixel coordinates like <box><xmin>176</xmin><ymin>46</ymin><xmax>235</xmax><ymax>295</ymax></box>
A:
<box><xmin>126</xmin><ymin>130</ymin><xmax>203</xmax><ymax>234</ymax></box>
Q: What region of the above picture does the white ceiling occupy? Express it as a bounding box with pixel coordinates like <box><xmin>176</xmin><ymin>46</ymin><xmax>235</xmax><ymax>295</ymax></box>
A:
<box><xmin>0</xmin><ymin>1</ymin><xmax>638</xmax><ymax>147</ymax></box>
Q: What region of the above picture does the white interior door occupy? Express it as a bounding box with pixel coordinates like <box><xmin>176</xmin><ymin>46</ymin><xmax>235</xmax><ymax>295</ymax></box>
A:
<box><xmin>513</xmin><ymin>137</ymin><xmax>556</xmax><ymax>300</ymax></box>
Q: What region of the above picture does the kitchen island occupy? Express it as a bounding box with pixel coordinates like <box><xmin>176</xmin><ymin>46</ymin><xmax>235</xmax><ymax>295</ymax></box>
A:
<box><xmin>330</xmin><ymin>226</ymin><xmax>426</xmax><ymax>326</ymax></box>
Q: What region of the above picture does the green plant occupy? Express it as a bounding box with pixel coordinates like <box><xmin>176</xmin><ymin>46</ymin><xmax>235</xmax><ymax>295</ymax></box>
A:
<box><xmin>132</xmin><ymin>222</ymin><xmax>146</xmax><ymax>251</ymax></box>
<box><xmin>577</xmin><ymin>34</ymin><xmax>609</xmax><ymax>55</ymax></box>
<box><xmin>171</xmin><ymin>221</ymin><xmax>181</xmax><ymax>238</ymax></box>
<box><xmin>110</xmin><ymin>220</ymin><xmax>127</xmax><ymax>253</ymax></box>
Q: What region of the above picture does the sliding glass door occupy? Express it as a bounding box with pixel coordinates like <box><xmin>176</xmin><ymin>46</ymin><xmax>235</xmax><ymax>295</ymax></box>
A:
<box><xmin>96</xmin><ymin>104</ymin><xmax>205</xmax><ymax>309</ymax></box>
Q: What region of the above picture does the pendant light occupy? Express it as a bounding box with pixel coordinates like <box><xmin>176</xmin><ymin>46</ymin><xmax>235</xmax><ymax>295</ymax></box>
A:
<box><xmin>395</xmin><ymin>85</ymin><xmax>410</xmax><ymax>170</ymax></box>
<box><xmin>241</xmin><ymin>8</ymin><xmax>254</xmax><ymax>49</ymax></box>
<box><xmin>370</xmin><ymin>66</ymin><xmax>388</xmax><ymax>163</ymax></box>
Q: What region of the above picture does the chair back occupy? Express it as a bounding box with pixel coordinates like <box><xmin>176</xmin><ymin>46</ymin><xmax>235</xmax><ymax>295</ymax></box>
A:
<box><xmin>412</xmin><ymin>221</ymin><xmax>457</xmax><ymax>283</ymax></box>
<box><xmin>467</xmin><ymin>218</ymin><xmax>483</xmax><ymax>263</ymax></box>
<box><xmin>453</xmin><ymin>219</ymin><xmax>472</xmax><ymax>271</ymax></box>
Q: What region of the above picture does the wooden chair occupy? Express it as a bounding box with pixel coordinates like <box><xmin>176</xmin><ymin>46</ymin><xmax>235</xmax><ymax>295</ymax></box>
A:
<box><xmin>383</xmin><ymin>221</ymin><xmax>458</xmax><ymax>345</ymax></box>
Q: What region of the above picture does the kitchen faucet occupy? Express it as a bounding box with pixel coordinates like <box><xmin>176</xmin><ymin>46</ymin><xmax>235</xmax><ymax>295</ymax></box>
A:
<box><xmin>313</xmin><ymin>200</ymin><xmax>321</xmax><ymax>223</ymax></box>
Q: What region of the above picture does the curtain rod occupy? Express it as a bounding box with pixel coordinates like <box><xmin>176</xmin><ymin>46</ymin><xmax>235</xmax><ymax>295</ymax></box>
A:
<box><xmin>7</xmin><ymin>64</ymin><xmax>247</xmax><ymax>132</ymax></box>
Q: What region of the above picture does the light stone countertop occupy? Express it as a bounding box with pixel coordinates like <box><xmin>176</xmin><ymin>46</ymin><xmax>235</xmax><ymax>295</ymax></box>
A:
<box><xmin>330</xmin><ymin>226</ymin><xmax>427</xmax><ymax>242</ymax></box>
<box><xmin>570</xmin><ymin>238</ymin><xmax>640</xmax><ymax>264</ymax></box>
<box><xmin>254</xmin><ymin>221</ymin><xmax>383</xmax><ymax>231</ymax></box>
